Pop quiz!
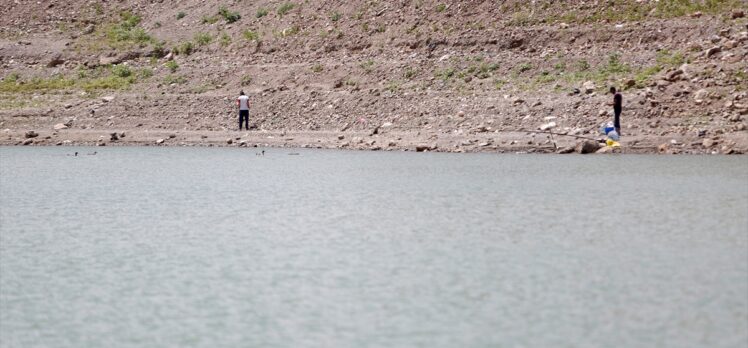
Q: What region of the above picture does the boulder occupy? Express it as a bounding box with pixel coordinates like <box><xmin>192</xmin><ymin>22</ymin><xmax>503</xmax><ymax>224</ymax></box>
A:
<box><xmin>575</xmin><ymin>140</ymin><xmax>601</xmax><ymax>154</ymax></box>
<box><xmin>53</xmin><ymin>123</ymin><xmax>68</xmax><ymax>130</ymax></box>
<box><xmin>582</xmin><ymin>81</ymin><xmax>596</xmax><ymax>94</ymax></box>
<box><xmin>732</xmin><ymin>9</ymin><xmax>745</xmax><ymax>19</ymax></box>
<box><xmin>101</xmin><ymin>96</ymin><xmax>115</xmax><ymax>103</ymax></box>
<box><xmin>25</xmin><ymin>130</ymin><xmax>39</xmax><ymax>138</ymax></box>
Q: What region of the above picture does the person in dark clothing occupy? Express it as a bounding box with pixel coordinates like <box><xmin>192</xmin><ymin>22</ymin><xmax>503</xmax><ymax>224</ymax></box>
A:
<box><xmin>609</xmin><ymin>87</ymin><xmax>623</xmax><ymax>135</ymax></box>
<box><xmin>237</xmin><ymin>91</ymin><xmax>250</xmax><ymax>131</ymax></box>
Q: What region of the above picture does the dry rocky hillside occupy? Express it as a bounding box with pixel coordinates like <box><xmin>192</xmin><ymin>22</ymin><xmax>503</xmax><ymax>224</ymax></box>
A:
<box><xmin>0</xmin><ymin>0</ymin><xmax>747</xmax><ymax>153</ymax></box>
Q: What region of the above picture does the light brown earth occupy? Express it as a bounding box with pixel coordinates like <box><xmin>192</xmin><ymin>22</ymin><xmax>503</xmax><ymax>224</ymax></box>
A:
<box><xmin>1</xmin><ymin>0</ymin><xmax>747</xmax><ymax>154</ymax></box>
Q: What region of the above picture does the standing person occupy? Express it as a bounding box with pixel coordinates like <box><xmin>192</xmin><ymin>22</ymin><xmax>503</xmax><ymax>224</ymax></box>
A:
<box><xmin>237</xmin><ymin>91</ymin><xmax>250</xmax><ymax>131</ymax></box>
<box><xmin>609</xmin><ymin>87</ymin><xmax>623</xmax><ymax>135</ymax></box>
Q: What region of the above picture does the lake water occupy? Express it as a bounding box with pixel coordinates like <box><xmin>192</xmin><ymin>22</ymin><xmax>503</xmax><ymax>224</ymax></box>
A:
<box><xmin>1</xmin><ymin>147</ymin><xmax>747</xmax><ymax>348</ymax></box>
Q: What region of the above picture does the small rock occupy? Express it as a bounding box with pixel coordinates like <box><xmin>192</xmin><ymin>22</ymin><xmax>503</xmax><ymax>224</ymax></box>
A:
<box><xmin>169</xmin><ymin>134</ymin><xmax>177</xmax><ymax>138</ymax></box>
<box><xmin>47</xmin><ymin>54</ymin><xmax>64</xmax><ymax>68</ymax></box>
<box><xmin>25</xmin><ymin>130</ymin><xmax>39</xmax><ymax>138</ymax></box>
<box><xmin>226</xmin><ymin>139</ymin><xmax>233</xmax><ymax>145</ymax></box>
<box><xmin>658</xmin><ymin>143</ymin><xmax>669</xmax><ymax>153</ymax></box>
<box><xmin>706</xmin><ymin>46</ymin><xmax>722</xmax><ymax>58</ymax></box>
<box><xmin>702</xmin><ymin>138</ymin><xmax>715</xmax><ymax>148</ymax></box>
<box><xmin>732</xmin><ymin>9</ymin><xmax>745</xmax><ymax>19</ymax></box>
<box><xmin>337</xmin><ymin>135</ymin><xmax>345</xmax><ymax>140</ymax></box>
<box><xmin>694</xmin><ymin>89</ymin><xmax>709</xmax><ymax>103</ymax></box>
<box><xmin>101</xmin><ymin>96</ymin><xmax>115</xmax><ymax>103</ymax></box>
<box><xmin>22</xmin><ymin>139</ymin><xmax>33</xmax><ymax>145</ymax></box>
<box><xmin>82</xmin><ymin>24</ymin><xmax>95</xmax><ymax>35</ymax></box>
<box><xmin>539</xmin><ymin>122</ymin><xmax>556</xmax><ymax>131</ymax></box>
<box><xmin>156</xmin><ymin>138</ymin><xmax>165</xmax><ymax>144</ymax></box>
<box><xmin>239</xmin><ymin>140</ymin><xmax>248</xmax><ymax>147</ymax></box>
<box><xmin>415</xmin><ymin>144</ymin><xmax>436</xmax><ymax>152</ymax></box>
<box><xmin>559</xmin><ymin>22</ymin><xmax>569</xmax><ymax>29</ymax></box>
<box><xmin>596</xmin><ymin>146</ymin><xmax>620</xmax><ymax>154</ymax></box>
<box><xmin>110</xmin><ymin>133</ymin><xmax>119</xmax><ymax>141</ymax></box>
<box><xmin>53</xmin><ymin>123</ymin><xmax>68</xmax><ymax>130</ymax></box>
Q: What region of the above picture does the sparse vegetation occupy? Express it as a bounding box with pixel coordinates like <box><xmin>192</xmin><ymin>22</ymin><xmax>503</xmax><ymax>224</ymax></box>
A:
<box><xmin>403</xmin><ymin>67</ymin><xmax>418</xmax><ymax>80</ymax></box>
<box><xmin>436</xmin><ymin>4</ymin><xmax>447</xmax><ymax>12</ymax></box>
<box><xmin>164</xmin><ymin>74</ymin><xmax>187</xmax><ymax>85</ymax></box>
<box><xmin>311</xmin><ymin>64</ymin><xmax>323</xmax><ymax>73</ymax></box>
<box><xmin>219</xmin><ymin>32</ymin><xmax>231</xmax><ymax>47</ymax></box>
<box><xmin>360</xmin><ymin>59</ymin><xmax>375</xmax><ymax>73</ymax></box>
<box><xmin>1</xmin><ymin>66</ymin><xmax>141</xmax><ymax>93</ymax></box>
<box><xmin>201</xmin><ymin>15</ymin><xmax>219</xmax><ymax>24</ymax></box>
<box><xmin>104</xmin><ymin>10</ymin><xmax>153</xmax><ymax>48</ymax></box>
<box><xmin>194</xmin><ymin>32</ymin><xmax>212</xmax><ymax>46</ymax></box>
<box><xmin>218</xmin><ymin>7</ymin><xmax>241</xmax><ymax>23</ymax></box>
<box><xmin>437</xmin><ymin>68</ymin><xmax>456</xmax><ymax>81</ymax></box>
<box><xmin>176</xmin><ymin>12</ymin><xmax>186</xmax><ymax>20</ymax></box>
<box><xmin>256</xmin><ymin>8</ymin><xmax>269</xmax><ymax>18</ymax></box>
<box><xmin>241</xmin><ymin>75</ymin><xmax>252</xmax><ymax>86</ymax></box>
<box><xmin>330</xmin><ymin>11</ymin><xmax>342</xmax><ymax>22</ymax></box>
<box><xmin>277</xmin><ymin>3</ymin><xmax>295</xmax><ymax>17</ymax></box>
<box><xmin>175</xmin><ymin>41</ymin><xmax>194</xmax><ymax>55</ymax></box>
<box><xmin>242</xmin><ymin>29</ymin><xmax>260</xmax><ymax>41</ymax></box>
<box><xmin>165</xmin><ymin>60</ymin><xmax>179</xmax><ymax>73</ymax></box>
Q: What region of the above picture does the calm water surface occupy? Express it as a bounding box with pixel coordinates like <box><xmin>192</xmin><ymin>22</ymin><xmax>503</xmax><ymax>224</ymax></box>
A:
<box><xmin>1</xmin><ymin>147</ymin><xmax>747</xmax><ymax>348</ymax></box>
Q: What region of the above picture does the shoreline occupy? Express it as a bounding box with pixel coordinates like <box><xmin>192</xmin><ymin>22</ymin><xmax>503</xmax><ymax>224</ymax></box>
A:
<box><xmin>3</xmin><ymin>128</ymin><xmax>746</xmax><ymax>154</ymax></box>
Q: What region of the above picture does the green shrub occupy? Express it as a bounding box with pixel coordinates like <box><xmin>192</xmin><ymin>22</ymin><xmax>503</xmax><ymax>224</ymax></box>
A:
<box><xmin>105</xmin><ymin>11</ymin><xmax>153</xmax><ymax>47</ymax></box>
<box><xmin>311</xmin><ymin>64</ymin><xmax>323</xmax><ymax>73</ymax></box>
<box><xmin>194</xmin><ymin>32</ymin><xmax>212</xmax><ymax>46</ymax></box>
<box><xmin>138</xmin><ymin>68</ymin><xmax>154</xmax><ymax>78</ymax></box>
<box><xmin>219</xmin><ymin>32</ymin><xmax>231</xmax><ymax>47</ymax></box>
<box><xmin>176</xmin><ymin>12</ymin><xmax>186</xmax><ymax>20</ymax></box>
<box><xmin>277</xmin><ymin>3</ymin><xmax>295</xmax><ymax>17</ymax></box>
<box><xmin>330</xmin><ymin>11</ymin><xmax>342</xmax><ymax>22</ymax></box>
<box><xmin>111</xmin><ymin>65</ymin><xmax>132</xmax><ymax>78</ymax></box>
<box><xmin>403</xmin><ymin>67</ymin><xmax>417</xmax><ymax>79</ymax></box>
<box><xmin>201</xmin><ymin>15</ymin><xmax>219</xmax><ymax>24</ymax></box>
<box><xmin>243</xmin><ymin>30</ymin><xmax>260</xmax><ymax>41</ymax></box>
<box><xmin>165</xmin><ymin>60</ymin><xmax>179</xmax><ymax>72</ymax></box>
<box><xmin>436</xmin><ymin>4</ymin><xmax>446</xmax><ymax>12</ymax></box>
<box><xmin>175</xmin><ymin>41</ymin><xmax>194</xmax><ymax>55</ymax></box>
<box><xmin>256</xmin><ymin>8</ymin><xmax>269</xmax><ymax>18</ymax></box>
<box><xmin>218</xmin><ymin>7</ymin><xmax>241</xmax><ymax>23</ymax></box>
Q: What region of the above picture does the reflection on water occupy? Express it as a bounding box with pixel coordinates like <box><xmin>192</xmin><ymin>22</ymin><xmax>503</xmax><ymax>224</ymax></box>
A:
<box><xmin>1</xmin><ymin>147</ymin><xmax>747</xmax><ymax>347</ymax></box>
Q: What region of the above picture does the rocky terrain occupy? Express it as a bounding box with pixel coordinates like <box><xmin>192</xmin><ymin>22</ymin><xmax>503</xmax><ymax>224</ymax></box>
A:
<box><xmin>0</xmin><ymin>0</ymin><xmax>746</xmax><ymax>154</ymax></box>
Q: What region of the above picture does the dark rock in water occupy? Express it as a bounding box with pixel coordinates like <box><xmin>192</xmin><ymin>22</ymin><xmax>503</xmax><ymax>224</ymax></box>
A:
<box><xmin>25</xmin><ymin>130</ymin><xmax>39</xmax><ymax>138</ymax></box>
<box><xmin>575</xmin><ymin>140</ymin><xmax>601</xmax><ymax>154</ymax></box>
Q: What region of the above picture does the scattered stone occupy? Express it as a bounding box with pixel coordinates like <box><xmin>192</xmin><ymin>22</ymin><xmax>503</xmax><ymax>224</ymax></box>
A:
<box><xmin>337</xmin><ymin>135</ymin><xmax>345</xmax><ymax>140</ymax></box>
<box><xmin>101</xmin><ymin>96</ymin><xmax>115</xmax><ymax>103</ymax></box>
<box><xmin>119</xmin><ymin>132</ymin><xmax>126</xmax><ymax>138</ymax></box>
<box><xmin>97</xmin><ymin>141</ymin><xmax>106</xmax><ymax>146</ymax></box>
<box><xmin>732</xmin><ymin>9</ymin><xmax>745</xmax><ymax>19</ymax></box>
<box><xmin>690</xmin><ymin>11</ymin><xmax>703</xmax><ymax>18</ymax></box>
<box><xmin>22</xmin><ymin>139</ymin><xmax>33</xmax><ymax>145</ymax></box>
<box><xmin>239</xmin><ymin>140</ymin><xmax>248</xmax><ymax>147</ymax></box>
<box><xmin>25</xmin><ymin>130</ymin><xmax>38</xmax><ymax>138</ymax></box>
<box><xmin>110</xmin><ymin>132</ymin><xmax>119</xmax><ymax>141</ymax></box>
<box><xmin>625</xmin><ymin>79</ymin><xmax>636</xmax><ymax>88</ymax></box>
<box><xmin>575</xmin><ymin>140</ymin><xmax>601</xmax><ymax>154</ymax></box>
<box><xmin>702</xmin><ymin>138</ymin><xmax>715</xmax><ymax>148</ymax></box>
<box><xmin>657</xmin><ymin>143</ymin><xmax>669</xmax><ymax>153</ymax></box>
<box><xmin>737</xmin><ymin>123</ymin><xmax>746</xmax><ymax>131</ymax></box>
<box><xmin>694</xmin><ymin>89</ymin><xmax>709</xmax><ymax>103</ymax></box>
<box><xmin>226</xmin><ymin>138</ymin><xmax>233</xmax><ymax>145</ymax></box>
<box><xmin>559</xmin><ymin>22</ymin><xmax>569</xmax><ymax>29</ymax></box>
<box><xmin>53</xmin><ymin>123</ymin><xmax>68</xmax><ymax>130</ymax></box>
<box><xmin>728</xmin><ymin>114</ymin><xmax>742</xmax><ymax>122</ymax></box>
<box><xmin>156</xmin><ymin>138</ymin><xmax>165</xmax><ymax>144</ymax></box>
<box><xmin>169</xmin><ymin>134</ymin><xmax>177</xmax><ymax>138</ymax></box>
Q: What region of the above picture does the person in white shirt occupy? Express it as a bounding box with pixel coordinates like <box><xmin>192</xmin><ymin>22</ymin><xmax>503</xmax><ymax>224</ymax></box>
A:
<box><xmin>237</xmin><ymin>91</ymin><xmax>251</xmax><ymax>130</ymax></box>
